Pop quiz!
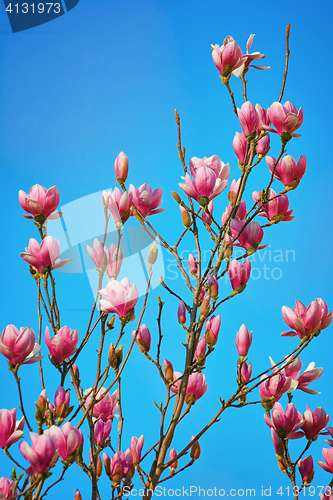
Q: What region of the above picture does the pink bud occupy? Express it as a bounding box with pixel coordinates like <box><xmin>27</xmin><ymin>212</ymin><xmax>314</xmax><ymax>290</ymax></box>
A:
<box><xmin>54</xmin><ymin>386</ymin><xmax>70</xmax><ymax>409</ymax></box>
<box><xmin>238</xmin><ymin>360</ymin><xmax>252</xmax><ymax>383</ymax></box>
<box><xmin>205</xmin><ymin>315</ymin><xmax>221</xmax><ymax>346</ymax></box>
<box><xmin>237</xmin><ymin>101</ymin><xmax>259</xmax><ymax>137</ymax></box>
<box><xmin>163</xmin><ymin>359</ymin><xmax>174</xmax><ymax>381</ymax></box>
<box><xmin>114</xmin><ymin>152</ymin><xmax>129</xmax><ymax>183</ymax></box>
<box><xmin>86</xmin><ymin>239</ymin><xmax>106</xmax><ymax>269</ymax></box>
<box><xmin>230</xmin><ymin>219</ymin><xmax>264</xmax><ymax>251</ymax></box>
<box><xmin>202</xmin><ymin>201</ymin><xmax>213</xmax><ymax>225</ymax></box>
<box><xmin>188</xmin><ymin>254</ymin><xmax>197</xmax><ymax>275</ymax></box>
<box><xmin>132</xmin><ymin>324</ymin><xmax>151</xmax><ymax>353</ymax></box>
<box><xmin>74</xmin><ymin>490</ymin><xmax>82</xmax><ymax>500</ymax></box>
<box><xmin>211</xmin><ymin>37</ymin><xmax>242</xmax><ymax>76</ymax></box>
<box><xmin>45</xmin><ymin>326</ymin><xmax>79</xmax><ymax>365</ymax></box>
<box><xmin>194</xmin><ymin>336</ymin><xmax>207</xmax><ymax>360</ymax></box>
<box><xmin>106</xmin><ymin>243</ymin><xmax>123</xmax><ymax>279</ymax></box>
<box><xmin>130</xmin><ymin>435</ymin><xmax>144</xmax><ymax>466</ymax></box>
<box><xmin>265</xmin><ymin>101</ymin><xmax>303</xmax><ymax>137</ymax></box>
<box><xmin>256</xmin><ymin>133</ymin><xmax>270</xmax><ymax>156</ymax></box>
<box><xmin>228</xmin><ymin>260</ymin><xmax>251</xmax><ymax>291</ymax></box>
<box><xmin>298</xmin><ymin>456</ymin><xmax>314</xmax><ymax>484</ymax></box>
<box><xmin>177</xmin><ymin>300</ymin><xmax>186</xmax><ymax>325</ymax></box>
<box><xmin>233</xmin><ymin>132</ymin><xmax>250</xmax><ymax>165</ymax></box>
<box><xmin>208</xmin><ymin>274</ymin><xmax>219</xmax><ymax>299</ymax></box>
<box><xmin>169</xmin><ymin>448</ymin><xmax>178</xmax><ymax>470</ymax></box>
<box><xmin>235</xmin><ymin>324</ymin><xmax>253</xmax><ymax>357</ymax></box>
<box><xmin>259</xmin><ymin>373</ymin><xmax>292</xmax><ymax>402</ymax></box>
<box><xmin>171</xmin><ymin>372</ymin><xmax>208</xmax><ymax>405</ymax></box>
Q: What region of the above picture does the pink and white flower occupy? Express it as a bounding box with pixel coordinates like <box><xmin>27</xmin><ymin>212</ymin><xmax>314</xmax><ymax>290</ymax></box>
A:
<box><xmin>20</xmin><ymin>236</ymin><xmax>71</xmax><ymax>273</ymax></box>
<box><xmin>19</xmin><ymin>184</ymin><xmax>61</xmax><ymax>220</ymax></box>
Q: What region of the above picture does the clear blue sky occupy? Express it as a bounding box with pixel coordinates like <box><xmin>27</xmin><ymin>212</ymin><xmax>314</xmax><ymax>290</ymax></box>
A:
<box><xmin>1</xmin><ymin>0</ymin><xmax>333</xmax><ymax>498</ymax></box>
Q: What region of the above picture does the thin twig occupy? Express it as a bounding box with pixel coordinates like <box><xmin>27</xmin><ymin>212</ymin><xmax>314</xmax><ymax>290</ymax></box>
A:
<box><xmin>279</xmin><ymin>24</ymin><xmax>291</xmax><ymax>103</ymax></box>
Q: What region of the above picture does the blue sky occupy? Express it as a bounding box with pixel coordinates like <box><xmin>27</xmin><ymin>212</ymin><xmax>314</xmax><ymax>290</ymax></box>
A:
<box><xmin>1</xmin><ymin>0</ymin><xmax>333</xmax><ymax>498</ymax></box>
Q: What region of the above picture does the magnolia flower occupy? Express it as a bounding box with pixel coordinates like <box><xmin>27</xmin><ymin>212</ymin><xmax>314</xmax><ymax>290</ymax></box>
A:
<box><xmin>84</xmin><ymin>387</ymin><xmax>119</xmax><ymax>422</ymax></box>
<box><xmin>253</xmin><ymin>189</ymin><xmax>294</xmax><ymax>223</ymax></box>
<box><xmin>20</xmin><ymin>432</ymin><xmax>59</xmax><ymax>477</ymax></box>
<box><xmin>99</xmin><ymin>278</ymin><xmax>138</xmax><ymax>320</ymax></box>
<box><xmin>0</xmin><ymin>325</ymin><xmax>42</xmax><ymax>366</ymax></box>
<box><xmin>171</xmin><ymin>372</ymin><xmax>208</xmax><ymax>405</ymax></box>
<box><xmin>46</xmin><ymin>423</ymin><xmax>83</xmax><ymax>462</ymax></box>
<box><xmin>128</xmin><ymin>183</ymin><xmax>164</xmax><ymax>217</ymax></box>
<box><xmin>264</xmin><ymin>402</ymin><xmax>303</xmax><ymax>439</ymax></box>
<box><xmin>20</xmin><ymin>236</ymin><xmax>71</xmax><ymax>273</ymax></box>
<box><xmin>19</xmin><ymin>184</ymin><xmax>61</xmax><ymax>220</ymax></box>
<box><xmin>263</xmin><ymin>101</ymin><xmax>303</xmax><ymax>138</ymax></box>
<box><xmin>281</xmin><ymin>298</ymin><xmax>332</xmax><ymax>338</ymax></box>
<box><xmin>45</xmin><ymin>326</ymin><xmax>79</xmax><ymax>364</ymax></box>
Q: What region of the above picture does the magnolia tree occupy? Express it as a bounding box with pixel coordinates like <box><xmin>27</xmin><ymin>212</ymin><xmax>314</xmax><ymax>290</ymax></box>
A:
<box><xmin>1</xmin><ymin>25</ymin><xmax>332</xmax><ymax>500</ymax></box>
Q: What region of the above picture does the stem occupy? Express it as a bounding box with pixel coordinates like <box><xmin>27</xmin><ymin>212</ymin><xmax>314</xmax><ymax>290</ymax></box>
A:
<box><xmin>279</xmin><ymin>24</ymin><xmax>291</xmax><ymax>103</ymax></box>
<box><xmin>13</xmin><ymin>371</ymin><xmax>32</xmax><ymax>431</ymax></box>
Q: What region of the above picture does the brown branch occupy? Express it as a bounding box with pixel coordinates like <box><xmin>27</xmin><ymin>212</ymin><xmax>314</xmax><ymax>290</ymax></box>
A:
<box><xmin>279</xmin><ymin>24</ymin><xmax>291</xmax><ymax>103</ymax></box>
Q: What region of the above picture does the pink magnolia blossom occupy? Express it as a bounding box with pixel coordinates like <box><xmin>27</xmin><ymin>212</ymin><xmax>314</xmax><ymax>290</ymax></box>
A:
<box><xmin>20</xmin><ymin>236</ymin><xmax>71</xmax><ymax>273</ymax></box>
<box><xmin>301</xmin><ymin>406</ymin><xmax>330</xmax><ymax>440</ymax></box>
<box><xmin>188</xmin><ymin>254</ymin><xmax>197</xmax><ymax>275</ymax></box>
<box><xmin>19</xmin><ymin>432</ymin><xmax>58</xmax><ymax>477</ymax></box>
<box><xmin>132</xmin><ymin>324</ymin><xmax>151</xmax><ymax>353</ymax></box>
<box><xmin>106</xmin><ymin>243</ymin><xmax>123</xmax><ymax>279</ymax></box>
<box><xmin>163</xmin><ymin>359</ymin><xmax>174</xmax><ymax>381</ymax></box>
<box><xmin>99</xmin><ymin>278</ymin><xmax>138</xmax><ymax>320</ymax></box>
<box><xmin>238</xmin><ymin>360</ymin><xmax>252</xmax><ymax>383</ymax></box>
<box><xmin>114</xmin><ymin>152</ymin><xmax>129</xmax><ymax>183</ymax></box>
<box><xmin>169</xmin><ymin>448</ymin><xmax>178</xmax><ymax>470</ymax></box>
<box><xmin>87</xmin><ymin>239</ymin><xmax>107</xmax><ymax>269</ymax></box>
<box><xmin>103</xmin><ymin>188</ymin><xmax>133</xmax><ymax>226</ymax></box>
<box><xmin>130</xmin><ymin>435</ymin><xmax>144</xmax><ymax>466</ymax></box>
<box><xmin>263</xmin><ymin>101</ymin><xmax>304</xmax><ymax>137</ymax></box>
<box><xmin>19</xmin><ymin>184</ymin><xmax>61</xmax><ymax>220</ymax></box>
<box><xmin>0</xmin><ymin>477</ymin><xmax>17</xmax><ymax>500</ymax></box>
<box><xmin>179</xmin><ymin>156</ymin><xmax>229</xmax><ymax>204</ymax></box>
<box><xmin>94</xmin><ymin>419</ymin><xmax>112</xmax><ymax>446</ymax></box>
<box><xmin>84</xmin><ymin>387</ymin><xmax>119</xmax><ymax>422</ymax></box>
<box><xmin>298</xmin><ymin>456</ymin><xmax>314</xmax><ymax>484</ymax></box>
<box><xmin>233</xmin><ymin>132</ymin><xmax>250</xmax><ymax>165</ymax></box>
<box><xmin>128</xmin><ymin>183</ymin><xmax>164</xmax><ymax>217</ymax></box>
<box><xmin>235</xmin><ymin>324</ymin><xmax>253</xmax><ymax>357</ymax></box>
<box><xmin>259</xmin><ymin>372</ymin><xmax>292</xmax><ymax>402</ymax></box>
<box><xmin>45</xmin><ymin>326</ymin><xmax>79</xmax><ymax>365</ymax></box>
<box><xmin>205</xmin><ymin>314</ymin><xmax>221</xmax><ymax>346</ymax></box>
<box><xmin>266</xmin><ymin>154</ymin><xmax>307</xmax><ymax>188</ymax></box>
<box><xmin>0</xmin><ymin>325</ymin><xmax>41</xmax><ymax>366</ymax></box>
<box><xmin>228</xmin><ymin>259</ymin><xmax>251</xmax><ymax>291</ymax></box>
<box><xmin>211</xmin><ymin>36</ymin><xmax>243</xmax><ymax>77</ymax></box>
<box><xmin>178</xmin><ymin>300</ymin><xmax>186</xmax><ymax>325</ymax></box>
<box><xmin>237</xmin><ymin>101</ymin><xmax>259</xmax><ymax>137</ymax></box>
<box><xmin>230</xmin><ymin>219</ymin><xmax>264</xmax><ymax>251</ymax></box>
<box><xmin>104</xmin><ymin>449</ymin><xmax>133</xmax><ymax>484</ymax></box>
<box><xmin>194</xmin><ymin>336</ymin><xmax>207</xmax><ymax>361</ymax></box>
<box><xmin>232</xmin><ymin>34</ymin><xmax>270</xmax><ymax>77</ymax></box>
<box><xmin>52</xmin><ymin>386</ymin><xmax>71</xmax><ymax>420</ymax></box>
<box><xmin>46</xmin><ymin>422</ymin><xmax>83</xmax><ymax>462</ymax></box>
<box><xmin>281</xmin><ymin>298</ymin><xmax>332</xmax><ymax>338</ymax></box>
<box><xmin>281</xmin><ymin>357</ymin><xmax>323</xmax><ymax>395</ymax></box>
<box><xmin>263</xmin><ymin>402</ymin><xmax>303</xmax><ymax>439</ymax></box>
<box><xmin>253</xmin><ymin>189</ymin><xmax>294</xmax><ymax>222</ymax></box>
<box><xmin>171</xmin><ymin>372</ymin><xmax>208</xmax><ymax>405</ymax></box>
<box><xmin>0</xmin><ymin>408</ymin><xmax>25</xmax><ymax>449</ymax></box>
<box><xmin>318</xmin><ymin>448</ymin><xmax>333</xmax><ymax>474</ymax></box>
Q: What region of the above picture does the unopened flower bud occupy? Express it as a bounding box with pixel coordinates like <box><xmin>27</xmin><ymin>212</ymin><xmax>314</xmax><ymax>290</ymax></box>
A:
<box><xmin>172</xmin><ymin>191</ymin><xmax>181</xmax><ymax>203</ymax></box>
<box><xmin>180</xmin><ymin>207</ymin><xmax>192</xmax><ymax>228</ymax></box>
<box><xmin>164</xmin><ymin>359</ymin><xmax>174</xmax><ymax>382</ymax></box>
<box><xmin>147</xmin><ymin>244</ymin><xmax>158</xmax><ymax>266</ymax></box>
<box><xmin>190</xmin><ymin>437</ymin><xmax>201</xmax><ymax>460</ymax></box>
<box><xmin>228</xmin><ymin>191</ymin><xmax>237</xmax><ymax>206</ymax></box>
<box><xmin>74</xmin><ymin>490</ymin><xmax>82</xmax><ymax>500</ymax></box>
<box><xmin>72</xmin><ymin>364</ymin><xmax>80</xmax><ymax>384</ymax></box>
<box><xmin>114</xmin><ymin>152</ymin><xmax>128</xmax><ymax>183</ymax></box>
<box><xmin>169</xmin><ymin>449</ymin><xmax>178</xmax><ymax>471</ymax></box>
<box><xmin>107</xmin><ymin>316</ymin><xmax>116</xmax><ymax>330</ymax></box>
<box><xmin>200</xmin><ymin>297</ymin><xmax>210</xmax><ymax>319</ymax></box>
